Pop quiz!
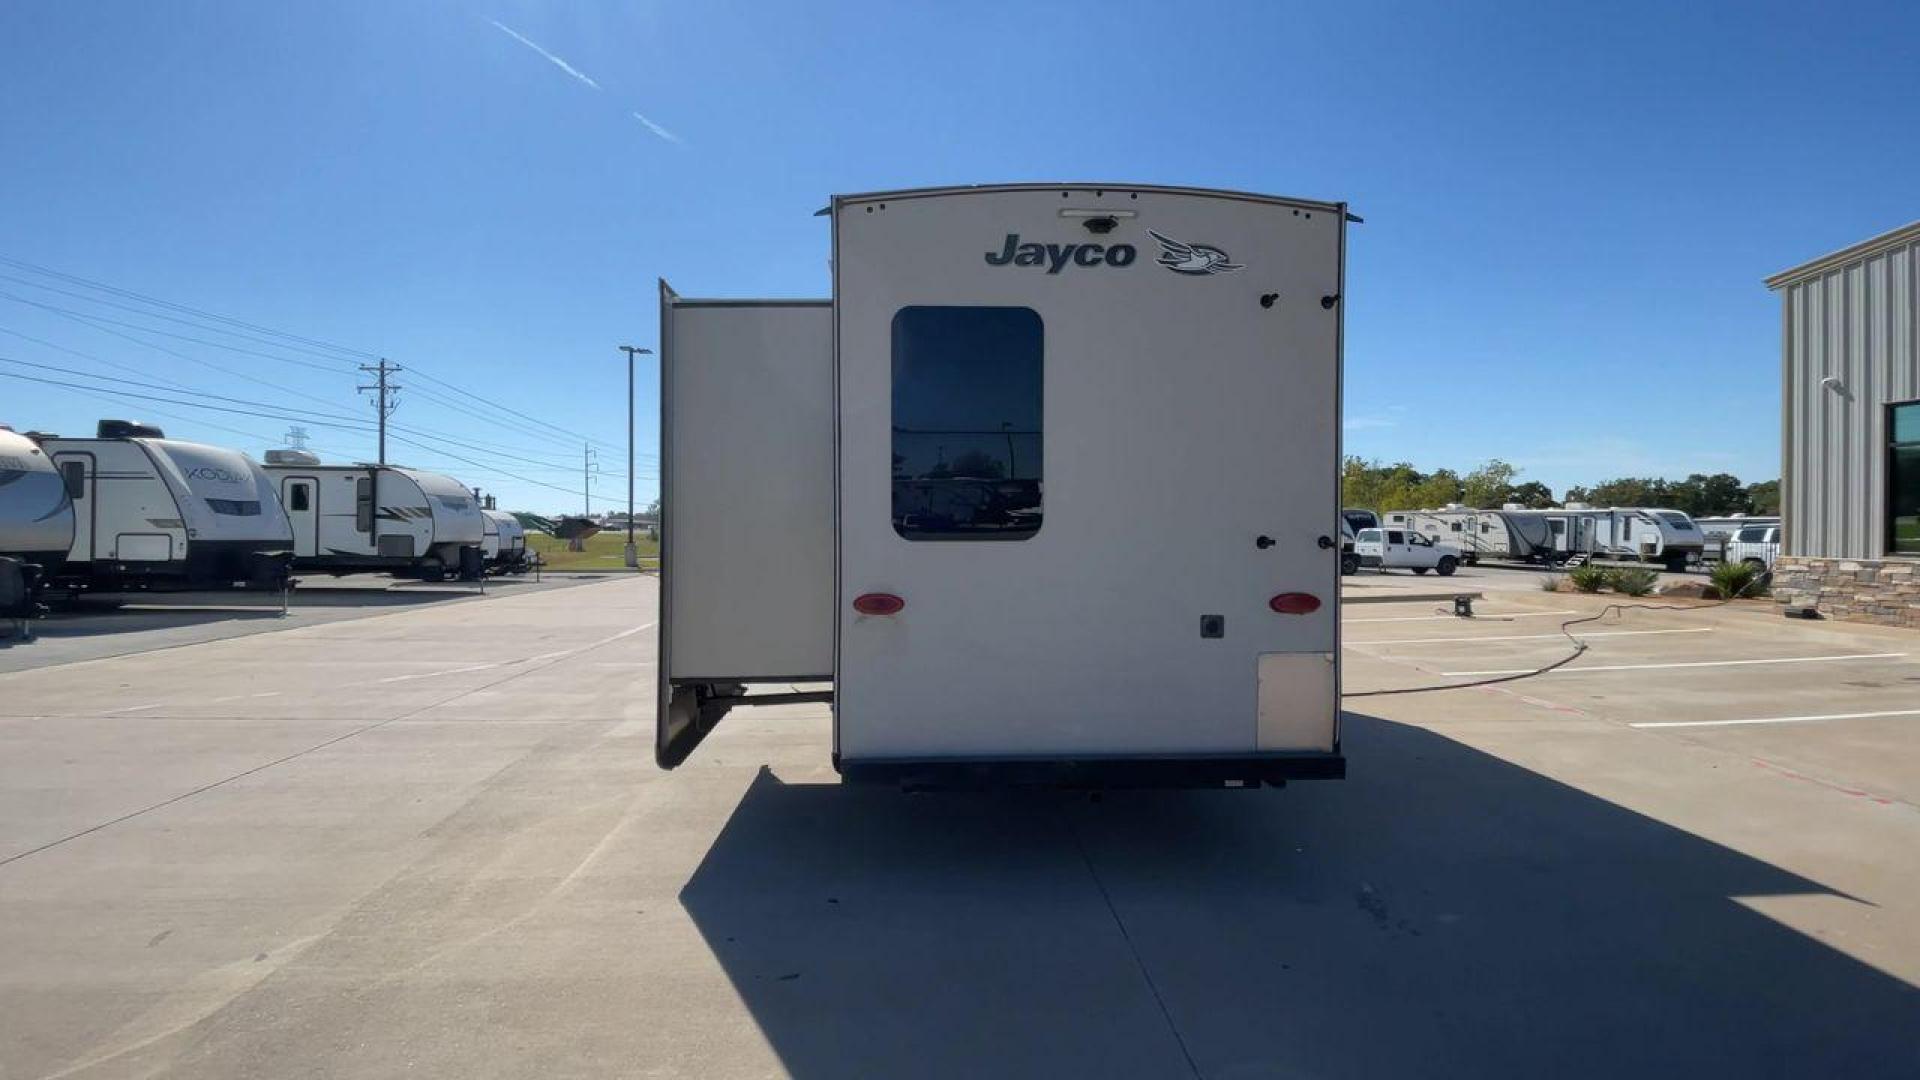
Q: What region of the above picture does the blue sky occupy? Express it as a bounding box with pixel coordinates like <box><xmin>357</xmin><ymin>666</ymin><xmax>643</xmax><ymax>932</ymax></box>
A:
<box><xmin>1</xmin><ymin>1</ymin><xmax>1915</xmax><ymax>512</ymax></box>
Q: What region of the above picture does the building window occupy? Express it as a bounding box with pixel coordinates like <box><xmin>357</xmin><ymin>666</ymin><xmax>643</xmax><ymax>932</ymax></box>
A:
<box><xmin>891</xmin><ymin>306</ymin><xmax>1043</xmax><ymax>541</ymax></box>
<box><xmin>1891</xmin><ymin>401</ymin><xmax>1920</xmax><ymax>556</ymax></box>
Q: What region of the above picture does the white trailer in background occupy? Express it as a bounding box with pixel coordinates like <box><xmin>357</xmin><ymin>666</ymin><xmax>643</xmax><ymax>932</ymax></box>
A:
<box><xmin>480</xmin><ymin>508</ymin><xmax>530</xmax><ymax>572</ymax></box>
<box><xmin>1500</xmin><ymin>505</ymin><xmax>1704</xmax><ymax>570</ymax></box>
<box><xmin>34</xmin><ymin>421</ymin><xmax>294</xmax><ymax>591</ymax></box>
<box><xmin>658</xmin><ymin>183</ymin><xmax>1349</xmax><ymax>788</ymax></box>
<box><xmin>0</xmin><ymin>425</ymin><xmax>76</xmax><ymax>616</ymax></box>
<box><xmin>260</xmin><ymin>451</ymin><xmax>486</xmax><ymax>581</ymax></box>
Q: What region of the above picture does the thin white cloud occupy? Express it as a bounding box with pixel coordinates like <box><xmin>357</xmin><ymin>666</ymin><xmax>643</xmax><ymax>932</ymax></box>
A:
<box><xmin>630</xmin><ymin>111</ymin><xmax>682</xmax><ymax>144</ymax></box>
<box><xmin>486</xmin><ymin>18</ymin><xmax>601</xmax><ymax>91</ymax></box>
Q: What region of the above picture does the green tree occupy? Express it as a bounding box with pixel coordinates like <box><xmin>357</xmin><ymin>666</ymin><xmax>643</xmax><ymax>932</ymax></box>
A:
<box><xmin>1507</xmin><ymin>480</ymin><xmax>1555</xmax><ymax>508</ymax></box>
<box><xmin>1461</xmin><ymin>459</ymin><xmax>1518</xmax><ymax>508</ymax></box>
<box><xmin>1577</xmin><ymin>477</ymin><xmax>1671</xmax><ymax>507</ymax></box>
<box><xmin>1746</xmin><ymin>479</ymin><xmax>1781</xmax><ymax>515</ymax></box>
<box><xmin>1666</xmin><ymin>473</ymin><xmax>1748</xmax><ymax>516</ymax></box>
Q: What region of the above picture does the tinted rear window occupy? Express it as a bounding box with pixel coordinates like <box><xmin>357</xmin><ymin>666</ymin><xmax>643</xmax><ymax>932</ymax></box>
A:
<box><xmin>891</xmin><ymin>306</ymin><xmax>1043</xmax><ymax>541</ymax></box>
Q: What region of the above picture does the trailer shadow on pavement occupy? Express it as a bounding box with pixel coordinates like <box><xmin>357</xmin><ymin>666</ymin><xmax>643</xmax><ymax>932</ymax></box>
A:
<box><xmin>680</xmin><ymin>714</ymin><xmax>1920</xmax><ymax>1080</ymax></box>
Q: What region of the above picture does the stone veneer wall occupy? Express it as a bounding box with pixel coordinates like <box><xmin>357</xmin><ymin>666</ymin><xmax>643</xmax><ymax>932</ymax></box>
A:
<box><xmin>1771</xmin><ymin>557</ymin><xmax>1920</xmax><ymax>628</ymax></box>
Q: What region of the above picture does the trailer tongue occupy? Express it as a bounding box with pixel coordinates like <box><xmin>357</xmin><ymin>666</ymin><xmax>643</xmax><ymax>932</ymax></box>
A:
<box><xmin>659</xmin><ymin>184</ymin><xmax>1349</xmax><ymax>788</ymax></box>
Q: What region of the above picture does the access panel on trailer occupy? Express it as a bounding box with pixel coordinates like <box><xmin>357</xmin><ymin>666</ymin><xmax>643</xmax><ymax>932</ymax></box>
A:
<box><xmin>656</xmin><ymin>284</ymin><xmax>835</xmax><ymax>768</ymax></box>
<box><xmin>833</xmin><ymin>186</ymin><xmax>1343</xmax><ymax>767</ymax></box>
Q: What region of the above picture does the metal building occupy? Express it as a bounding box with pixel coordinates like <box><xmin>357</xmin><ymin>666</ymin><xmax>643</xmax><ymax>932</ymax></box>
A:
<box><xmin>1766</xmin><ymin>220</ymin><xmax>1920</xmax><ymax>626</ymax></box>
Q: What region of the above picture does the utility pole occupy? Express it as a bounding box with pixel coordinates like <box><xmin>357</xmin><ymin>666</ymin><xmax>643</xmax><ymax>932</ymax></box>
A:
<box><xmin>618</xmin><ymin>345</ymin><xmax>652</xmax><ymax>568</ymax></box>
<box><xmin>583</xmin><ymin>444</ymin><xmax>598</xmax><ymax>517</ymax></box>
<box><xmin>284</xmin><ymin>425</ymin><xmax>310</xmax><ymax>451</ymax></box>
<box><xmin>356</xmin><ymin>359</ymin><xmax>402</xmax><ymax>464</ymax></box>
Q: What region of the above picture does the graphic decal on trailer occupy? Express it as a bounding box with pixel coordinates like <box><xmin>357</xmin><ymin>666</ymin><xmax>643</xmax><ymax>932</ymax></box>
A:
<box><xmin>1148</xmin><ymin>230</ymin><xmax>1243</xmax><ymax>275</ymax></box>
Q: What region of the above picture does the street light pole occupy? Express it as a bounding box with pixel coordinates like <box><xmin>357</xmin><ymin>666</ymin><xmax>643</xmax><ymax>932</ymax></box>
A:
<box><xmin>618</xmin><ymin>345</ymin><xmax>652</xmax><ymax>568</ymax></box>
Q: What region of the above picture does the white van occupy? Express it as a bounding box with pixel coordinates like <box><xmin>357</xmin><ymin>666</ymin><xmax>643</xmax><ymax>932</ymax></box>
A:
<box><xmin>657</xmin><ymin>183</ymin><xmax>1350</xmax><ymax>788</ymax></box>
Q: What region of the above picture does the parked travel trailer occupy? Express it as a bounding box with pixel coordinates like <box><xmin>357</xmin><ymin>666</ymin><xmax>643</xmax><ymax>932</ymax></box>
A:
<box><xmin>0</xmin><ymin>425</ymin><xmax>76</xmax><ymax>613</ymax></box>
<box><xmin>1382</xmin><ymin>506</ymin><xmax>1511</xmax><ymax>564</ymax></box>
<box><xmin>658</xmin><ymin>183</ymin><xmax>1348</xmax><ymax>788</ymax></box>
<box><xmin>480</xmin><ymin>508</ymin><xmax>530</xmax><ymax>573</ymax></box>
<box><xmin>34</xmin><ymin>421</ymin><xmax>293</xmax><ymax>591</ymax></box>
<box><xmin>1499</xmin><ymin>505</ymin><xmax>1704</xmax><ymax>570</ymax></box>
<box><xmin>1386</xmin><ymin>504</ymin><xmax>1705</xmax><ymax>569</ymax></box>
<box><xmin>260</xmin><ymin>451</ymin><xmax>486</xmax><ymax>580</ymax></box>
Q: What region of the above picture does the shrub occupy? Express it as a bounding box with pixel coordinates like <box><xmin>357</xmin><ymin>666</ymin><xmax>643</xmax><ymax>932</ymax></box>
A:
<box><xmin>1567</xmin><ymin>564</ymin><xmax>1609</xmax><ymax>593</ymax></box>
<box><xmin>1607</xmin><ymin>567</ymin><xmax>1660</xmax><ymax>597</ymax></box>
<box><xmin>1708</xmin><ymin>559</ymin><xmax>1766</xmax><ymax>600</ymax></box>
<box><xmin>1539</xmin><ymin>574</ymin><xmax>1563</xmax><ymax>593</ymax></box>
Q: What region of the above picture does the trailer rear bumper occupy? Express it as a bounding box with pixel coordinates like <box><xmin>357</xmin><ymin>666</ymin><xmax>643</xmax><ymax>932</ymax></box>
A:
<box><xmin>836</xmin><ymin>752</ymin><xmax>1346</xmax><ymax>791</ymax></box>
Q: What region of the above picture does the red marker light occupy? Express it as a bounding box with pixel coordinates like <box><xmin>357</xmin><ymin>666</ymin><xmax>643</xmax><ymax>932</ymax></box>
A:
<box><xmin>853</xmin><ymin>592</ymin><xmax>905</xmax><ymax>616</ymax></box>
<box><xmin>1269</xmin><ymin>592</ymin><xmax>1321</xmax><ymax>615</ymax></box>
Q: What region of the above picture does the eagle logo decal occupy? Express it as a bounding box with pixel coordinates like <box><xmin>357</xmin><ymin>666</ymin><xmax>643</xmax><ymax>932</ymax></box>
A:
<box><xmin>1147</xmin><ymin>230</ymin><xmax>1244</xmax><ymax>275</ymax></box>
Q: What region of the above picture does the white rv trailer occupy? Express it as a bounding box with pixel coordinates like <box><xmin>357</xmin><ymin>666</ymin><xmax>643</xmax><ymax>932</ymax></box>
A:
<box><xmin>1386</xmin><ymin>504</ymin><xmax>1704</xmax><ymax>569</ymax></box>
<box><xmin>480</xmin><ymin>508</ymin><xmax>529</xmax><ymax>572</ymax></box>
<box><xmin>36</xmin><ymin>420</ymin><xmax>294</xmax><ymax>591</ymax></box>
<box><xmin>1498</xmin><ymin>505</ymin><xmax>1704</xmax><ymax>569</ymax></box>
<box><xmin>1384</xmin><ymin>506</ymin><xmax>1503</xmax><ymax>563</ymax></box>
<box><xmin>1382</xmin><ymin>505</ymin><xmax>1561</xmax><ymax>564</ymax></box>
<box><xmin>0</xmin><ymin>425</ymin><xmax>76</xmax><ymax>613</ymax></box>
<box><xmin>658</xmin><ymin>183</ymin><xmax>1348</xmax><ymax>788</ymax></box>
<box><xmin>0</xmin><ymin>426</ymin><xmax>74</xmax><ymax>569</ymax></box>
<box><xmin>260</xmin><ymin>451</ymin><xmax>487</xmax><ymax>580</ymax></box>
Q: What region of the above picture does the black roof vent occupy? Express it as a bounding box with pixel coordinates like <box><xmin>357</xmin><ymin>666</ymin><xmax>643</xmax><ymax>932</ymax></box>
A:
<box><xmin>98</xmin><ymin>419</ymin><xmax>166</xmax><ymax>439</ymax></box>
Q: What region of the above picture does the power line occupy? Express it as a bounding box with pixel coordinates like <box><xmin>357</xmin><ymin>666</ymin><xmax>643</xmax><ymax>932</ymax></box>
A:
<box><xmin>0</xmin><ymin>355</ymin><xmax>371</xmax><ymax>426</ymax></box>
<box><xmin>0</xmin><ymin>252</ymin><xmax>378</xmax><ymax>360</ymax></box>
<box><xmin>3</xmin><ymin>319</ymin><xmax>624</xmax><ymax>469</ymax></box>
<box><xmin>0</xmin><ymin>271</ymin><xmax>363</xmax><ymax>370</ymax></box>
<box><xmin>0</xmin><ymin>254</ymin><xmax>636</xmax><ymax>468</ymax></box>
<box><xmin>9</xmin><ymin>362</ymin><xmax>598</xmax><ymax>501</ymax></box>
<box><xmin>386</xmin><ymin>432</ymin><xmax>621</xmax><ymax>505</ymax></box>
<box><xmin>0</xmin><ymin>366</ymin><xmax>379</xmax><ymax>432</ymax></box>
<box><xmin>0</xmin><ymin>295</ymin><xmax>358</xmax><ymax>414</ymax></box>
<box><xmin>403</xmin><ymin>364</ymin><xmax>625</xmax><ymax>453</ymax></box>
<box><xmin>0</xmin><ymin>290</ymin><xmax>348</xmax><ymax>374</ymax></box>
<box><xmin>397</xmin><ymin>380</ymin><xmax>655</xmax><ymax>463</ymax></box>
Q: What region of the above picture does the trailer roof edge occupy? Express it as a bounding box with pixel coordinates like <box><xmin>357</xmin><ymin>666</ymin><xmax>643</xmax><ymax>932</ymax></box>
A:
<box><xmin>824</xmin><ymin>182</ymin><xmax>1349</xmax><ymax>216</ymax></box>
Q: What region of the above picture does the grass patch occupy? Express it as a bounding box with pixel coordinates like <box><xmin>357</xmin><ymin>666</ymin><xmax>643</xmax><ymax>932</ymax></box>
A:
<box><xmin>526</xmin><ymin>530</ymin><xmax>660</xmax><ymax>572</ymax></box>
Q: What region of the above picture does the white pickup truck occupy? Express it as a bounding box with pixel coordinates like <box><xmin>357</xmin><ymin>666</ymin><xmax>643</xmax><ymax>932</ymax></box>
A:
<box><xmin>1725</xmin><ymin>522</ymin><xmax>1781</xmax><ymax>570</ymax></box>
<box><xmin>1353</xmin><ymin>527</ymin><xmax>1462</xmax><ymax>576</ymax></box>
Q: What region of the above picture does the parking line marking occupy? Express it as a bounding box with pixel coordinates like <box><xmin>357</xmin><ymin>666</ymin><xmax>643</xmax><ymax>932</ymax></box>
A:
<box><xmin>1632</xmin><ymin>708</ymin><xmax>1920</xmax><ymax>730</ymax></box>
<box><xmin>1350</xmin><ymin>628</ymin><xmax>1712</xmax><ymax>647</ymax></box>
<box><xmin>1446</xmin><ymin>652</ymin><xmax>1907</xmax><ymax>677</ymax></box>
<box><xmin>379</xmin><ymin>661</ymin><xmax>512</xmax><ymax>684</ymax></box>
<box><xmin>1345</xmin><ymin>609</ymin><xmax>1577</xmax><ymax>624</ymax></box>
<box><xmin>375</xmin><ymin>623</ymin><xmax>656</xmax><ymax>684</ymax></box>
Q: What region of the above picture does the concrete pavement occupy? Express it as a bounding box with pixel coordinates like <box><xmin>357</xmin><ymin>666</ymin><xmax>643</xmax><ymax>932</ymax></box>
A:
<box><xmin>1</xmin><ymin>577</ymin><xmax>1916</xmax><ymax>1078</ymax></box>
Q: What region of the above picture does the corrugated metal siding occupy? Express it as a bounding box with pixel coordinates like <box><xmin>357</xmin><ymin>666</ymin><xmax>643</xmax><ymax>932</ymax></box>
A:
<box><xmin>1779</xmin><ymin>234</ymin><xmax>1920</xmax><ymax>558</ymax></box>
